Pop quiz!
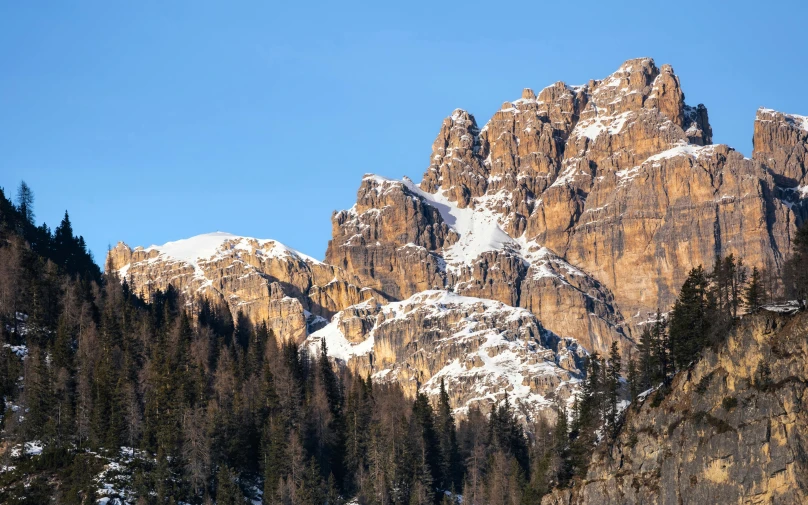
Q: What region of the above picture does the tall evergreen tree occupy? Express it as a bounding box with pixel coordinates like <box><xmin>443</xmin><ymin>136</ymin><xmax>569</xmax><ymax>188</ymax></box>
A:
<box><xmin>16</xmin><ymin>181</ymin><xmax>34</xmax><ymax>224</ymax></box>
<box><xmin>637</xmin><ymin>325</ymin><xmax>654</xmax><ymax>391</ymax></box>
<box><xmin>668</xmin><ymin>267</ymin><xmax>710</xmax><ymax>369</ymax></box>
<box><xmin>606</xmin><ymin>342</ymin><xmax>622</xmax><ymax>436</ymax></box>
<box><xmin>435</xmin><ymin>378</ymin><xmax>461</xmax><ymax>491</ymax></box>
<box><xmin>745</xmin><ymin>266</ymin><xmax>764</xmax><ymax>312</ymax></box>
<box><xmin>784</xmin><ymin>220</ymin><xmax>808</xmax><ymax>304</ymax></box>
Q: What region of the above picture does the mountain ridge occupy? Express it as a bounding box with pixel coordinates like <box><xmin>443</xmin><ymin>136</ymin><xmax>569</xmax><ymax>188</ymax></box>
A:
<box><xmin>107</xmin><ymin>57</ymin><xmax>808</xmax><ymax>423</ymax></box>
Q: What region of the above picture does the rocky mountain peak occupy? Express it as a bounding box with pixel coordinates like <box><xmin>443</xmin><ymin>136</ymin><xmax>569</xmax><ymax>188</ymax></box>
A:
<box><xmin>109</xmin><ymin>232</ymin><xmax>383</xmax><ymax>343</ymax></box>
<box><xmin>327</xmin><ymin>56</ymin><xmax>802</xmax><ymax>361</ymax></box>
<box><xmin>753</xmin><ymin>107</ymin><xmax>808</xmax><ymax>191</ymax></box>
<box><xmin>108</xmin><ymin>58</ymin><xmax>807</xmax><ymax>425</ymax></box>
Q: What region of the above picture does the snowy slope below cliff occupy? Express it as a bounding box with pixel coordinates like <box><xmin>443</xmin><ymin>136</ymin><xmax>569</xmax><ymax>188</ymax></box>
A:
<box><xmin>307</xmin><ymin>290</ymin><xmax>587</xmax><ymax>421</ymax></box>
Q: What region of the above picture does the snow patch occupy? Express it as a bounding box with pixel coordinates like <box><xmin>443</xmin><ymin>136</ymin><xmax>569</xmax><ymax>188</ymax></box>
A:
<box><xmin>644</xmin><ymin>142</ymin><xmax>716</xmax><ymax>163</ymax></box>
<box><xmin>572</xmin><ymin>111</ymin><xmax>633</xmax><ymax>140</ymax></box>
<box><xmin>402</xmin><ymin>178</ymin><xmax>517</xmax><ymax>269</ymax></box>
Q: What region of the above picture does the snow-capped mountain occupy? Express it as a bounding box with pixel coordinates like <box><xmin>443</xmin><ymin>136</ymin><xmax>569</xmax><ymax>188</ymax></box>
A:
<box><xmin>107</xmin><ymin>232</ymin><xmax>383</xmax><ymax>341</ymax></box>
<box><xmin>108</xmin><ymin>58</ymin><xmax>807</xmax><ymax>423</ymax></box>
<box><xmin>306</xmin><ymin>290</ymin><xmax>587</xmax><ymax>422</ymax></box>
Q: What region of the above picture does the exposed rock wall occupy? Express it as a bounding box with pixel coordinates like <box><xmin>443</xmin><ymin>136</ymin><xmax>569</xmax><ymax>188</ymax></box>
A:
<box><xmin>306</xmin><ymin>290</ymin><xmax>588</xmax><ymax>422</ymax></box>
<box><xmin>327</xmin><ymin>57</ymin><xmax>804</xmax><ymax>348</ymax></box>
<box><xmin>107</xmin><ymin>233</ymin><xmax>383</xmax><ymax>342</ymax></box>
<box><xmin>542</xmin><ymin>310</ymin><xmax>808</xmax><ymax>505</ymax></box>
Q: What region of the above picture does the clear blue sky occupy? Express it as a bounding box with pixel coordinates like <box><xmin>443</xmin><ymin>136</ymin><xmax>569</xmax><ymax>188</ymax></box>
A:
<box><xmin>2</xmin><ymin>1</ymin><xmax>807</xmax><ymax>264</ymax></box>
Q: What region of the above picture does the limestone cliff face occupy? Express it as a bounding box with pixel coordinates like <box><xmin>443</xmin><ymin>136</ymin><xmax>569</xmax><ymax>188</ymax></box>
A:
<box><xmin>541</xmin><ymin>309</ymin><xmax>808</xmax><ymax>505</ymax></box>
<box><xmin>753</xmin><ymin>108</ymin><xmax>808</xmax><ymax>223</ymax></box>
<box><xmin>326</xmin><ymin>175</ymin><xmax>633</xmax><ymax>356</ymax></box>
<box><xmin>327</xmin><ymin>57</ymin><xmax>804</xmax><ymax>350</ymax></box>
<box><xmin>106</xmin><ymin>57</ymin><xmax>808</xmax><ymax>435</ymax></box>
<box><xmin>107</xmin><ymin>232</ymin><xmax>382</xmax><ymax>343</ymax></box>
<box><xmin>754</xmin><ymin>108</ymin><xmax>808</xmax><ymax>188</ymax></box>
<box><xmin>306</xmin><ymin>290</ymin><xmax>588</xmax><ymax>422</ymax></box>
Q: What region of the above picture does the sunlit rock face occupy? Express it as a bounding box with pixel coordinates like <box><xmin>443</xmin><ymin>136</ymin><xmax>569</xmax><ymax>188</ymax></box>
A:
<box><xmin>109</xmin><ymin>57</ymin><xmax>807</xmax><ymax>425</ymax></box>
<box><xmin>107</xmin><ymin>232</ymin><xmax>383</xmax><ymax>343</ymax></box>
<box><xmin>328</xmin><ymin>57</ymin><xmax>803</xmax><ymax>351</ymax></box>
<box><xmin>305</xmin><ymin>290</ymin><xmax>587</xmax><ymax>423</ymax></box>
<box><xmin>542</xmin><ymin>309</ymin><xmax>808</xmax><ymax>505</ymax></box>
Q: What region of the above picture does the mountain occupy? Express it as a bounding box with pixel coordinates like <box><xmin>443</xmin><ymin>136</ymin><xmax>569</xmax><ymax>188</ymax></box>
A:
<box><xmin>107</xmin><ymin>232</ymin><xmax>384</xmax><ymax>342</ymax></box>
<box><xmin>327</xmin><ymin>57</ymin><xmax>801</xmax><ymax>342</ymax></box>
<box><xmin>5</xmin><ymin>56</ymin><xmax>808</xmax><ymax>505</ymax></box>
<box><xmin>541</xmin><ymin>308</ymin><xmax>808</xmax><ymax>504</ymax></box>
<box><xmin>108</xmin><ymin>57</ymin><xmax>807</xmax><ymax>423</ymax></box>
<box><xmin>307</xmin><ymin>289</ymin><xmax>588</xmax><ymax>421</ymax></box>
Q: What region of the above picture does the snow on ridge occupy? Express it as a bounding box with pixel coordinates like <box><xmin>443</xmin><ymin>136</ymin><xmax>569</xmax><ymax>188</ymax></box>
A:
<box><xmin>308</xmin><ymin>289</ymin><xmax>580</xmax><ymax>419</ymax></box>
<box><xmin>402</xmin><ymin>178</ymin><xmax>517</xmax><ymax>269</ymax></box>
<box><xmin>572</xmin><ymin>111</ymin><xmax>633</xmax><ymax>140</ymax></box>
<box><xmin>145</xmin><ymin>231</ymin><xmax>320</xmax><ymax>266</ymax></box>
<box><xmin>757</xmin><ymin>107</ymin><xmax>808</xmax><ymax>132</ymax></box>
<box><xmin>644</xmin><ymin>142</ymin><xmax>716</xmax><ymax>163</ymax></box>
<box><xmin>362</xmin><ymin>173</ymin><xmax>398</xmax><ymax>185</ymax></box>
<box><xmin>786</xmin><ymin>113</ymin><xmax>808</xmax><ymax>132</ymax></box>
<box><xmin>122</xmin><ymin>232</ymin><xmax>321</xmax><ymax>281</ymax></box>
<box><xmin>350</xmin><ymin>174</ymin><xmax>602</xmax><ymax>286</ymax></box>
<box><xmin>308</xmin><ymin>313</ymin><xmax>376</xmax><ymax>363</ymax></box>
<box><xmin>516</xmin><ymin>237</ymin><xmax>586</xmax><ymax>283</ymax></box>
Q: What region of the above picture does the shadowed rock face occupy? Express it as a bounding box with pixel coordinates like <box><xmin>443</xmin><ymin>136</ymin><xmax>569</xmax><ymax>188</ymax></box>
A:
<box><xmin>327</xmin><ymin>57</ymin><xmax>805</xmax><ymax>352</ymax></box>
<box><xmin>541</xmin><ymin>310</ymin><xmax>808</xmax><ymax>505</ymax></box>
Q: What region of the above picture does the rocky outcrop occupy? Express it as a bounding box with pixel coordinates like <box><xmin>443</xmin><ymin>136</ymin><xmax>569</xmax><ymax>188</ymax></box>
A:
<box><xmin>542</xmin><ymin>309</ymin><xmax>808</xmax><ymax>505</ymax></box>
<box><xmin>107</xmin><ymin>232</ymin><xmax>383</xmax><ymax>342</ymax></box>
<box><xmin>306</xmin><ymin>290</ymin><xmax>588</xmax><ymax>423</ymax></box>
<box><xmin>326</xmin><ymin>175</ymin><xmax>454</xmax><ymax>301</ymax></box>
<box><xmin>327</xmin><ymin>57</ymin><xmax>804</xmax><ymax>348</ymax></box>
<box><xmin>753</xmin><ymin>108</ymin><xmax>808</xmax><ymax>223</ymax></box>
<box><xmin>326</xmin><ymin>174</ymin><xmax>633</xmax><ymax>356</ymax></box>
<box><xmin>754</xmin><ymin>108</ymin><xmax>808</xmax><ymax>188</ymax></box>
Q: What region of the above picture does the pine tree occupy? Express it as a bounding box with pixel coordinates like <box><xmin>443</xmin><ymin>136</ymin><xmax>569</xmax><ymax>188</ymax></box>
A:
<box><xmin>435</xmin><ymin>378</ymin><xmax>461</xmax><ymax>491</ymax></box>
<box><xmin>669</xmin><ymin>267</ymin><xmax>710</xmax><ymax>369</ymax></box>
<box><xmin>637</xmin><ymin>325</ymin><xmax>654</xmax><ymax>391</ymax></box>
<box><xmin>216</xmin><ymin>466</ymin><xmax>243</xmax><ymax>505</ymax></box>
<box><xmin>606</xmin><ymin>342</ymin><xmax>622</xmax><ymax>436</ymax></box>
<box><xmin>552</xmin><ymin>403</ymin><xmax>572</xmax><ymax>486</ymax></box>
<box><xmin>745</xmin><ymin>266</ymin><xmax>764</xmax><ymax>313</ymax></box>
<box><xmin>16</xmin><ymin>181</ymin><xmax>35</xmax><ymax>224</ymax></box>
<box><xmin>784</xmin><ymin>221</ymin><xmax>808</xmax><ymax>305</ymax></box>
<box><xmin>233</xmin><ymin>311</ymin><xmax>253</xmax><ymax>351</ymax></box>
<box><xmin>410</xmin><ymin>392</ymin><xmax>442</xmax><ymax>499</ymax></box>
<box><xmin>652</xmin><ymin>310</ymin><xmax>669</xmax><ymax>383</ymax></box>
<box><xmin>53</xmin><ymin>211</ymin><xmax>75</xmax><ymax>271</ymax></box>
<box><xmin>262</xmin><ymin>416</ymin><xmax>288</xmax><ymax>503</ymax></box>
<box><xmin>25</xmin><ymin>346</ymin><xmax>55</xmax><ymax>442</ymax></box>
<box><xmin>626</xmin><ymin>354</ymin><xmax>640</xmax><ymax>401</ymax></box>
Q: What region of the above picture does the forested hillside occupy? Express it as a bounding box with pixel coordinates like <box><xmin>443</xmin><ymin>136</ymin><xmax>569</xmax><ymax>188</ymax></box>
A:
<box><xmin>0</xmin><ymin>184</ymin><xmax>558</xmax><ymax>504</ymax></box>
